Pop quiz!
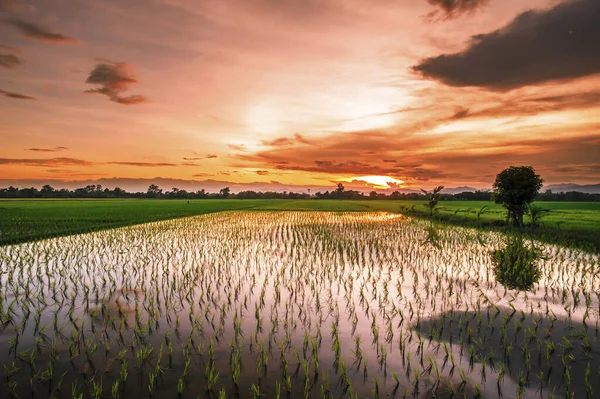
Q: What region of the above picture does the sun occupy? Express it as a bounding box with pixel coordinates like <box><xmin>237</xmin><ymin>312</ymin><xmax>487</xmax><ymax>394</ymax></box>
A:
<box><xmin>346</xmin><ymin>175</ymin><xmax>404</xmax><ymax>189</ymax></box>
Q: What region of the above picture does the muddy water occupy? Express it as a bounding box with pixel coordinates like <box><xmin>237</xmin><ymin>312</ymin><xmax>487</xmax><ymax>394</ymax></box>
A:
<box><xmin>0</xmin><ymin>212</ymin><xmax>598</xmax><ymax>398</ymax></box>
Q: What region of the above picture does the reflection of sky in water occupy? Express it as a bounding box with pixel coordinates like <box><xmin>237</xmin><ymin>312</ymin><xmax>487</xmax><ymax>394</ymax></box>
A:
<box><xmin>0</xmin><ymin>212</ymin><xmax>597</xmax><ymax>398</ymax></box>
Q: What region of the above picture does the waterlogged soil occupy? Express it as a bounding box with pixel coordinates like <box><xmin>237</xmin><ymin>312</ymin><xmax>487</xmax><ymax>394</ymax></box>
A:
<box><xmin>0</xmin><ymin>212</ymin><xmax>598</xmax><ymax>398</ymax></box>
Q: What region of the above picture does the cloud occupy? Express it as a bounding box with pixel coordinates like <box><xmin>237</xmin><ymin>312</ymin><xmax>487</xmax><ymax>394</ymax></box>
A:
<box><xmin>414</xmin><ymin>0</ymin><xmax>600</xmax><ymax>90</ymax></box>
<box><xmin>261</xmin><ymin>133</ymin><xmax>313</xmax><ymax>147</ymax></box>
<box><xmin>256</xmin><ymin>170</ymin><xmax>269</xmax><ymax>175</ymax></box>
<box><xmin>425</xmin><ymin>0</ymin><xmax>489</xmax><ymax>20</ymax></box>
<box><xmin>183</xmin><ymin>154</ymin><xmax>218</xmax><ymax>160</ymax></box>
<box><xmin>84</xmin><ymin>62</ymin><xmax>148</xmax><ymax>105</ymax></box>
<box><xmin>0</xmin><ymin>88</ymin><xmax>35</xmax><ymax>99</ymax></box>
<box><xmin>228</xmin><ymin>144</ymin><xmax>247</xmax><ymax>151</ymax></box>
<box><xmin>0</xmin><ymin>157</ymin><xmax>179</xmax><ymax>168</ymax></box>
<box><xmin>454</xmin><ymin>90</ymin><xmax>600</xmax><ymax>120</ymax></box>
<box><xmin>0</xmin><ymin>53</ymin><xmax>20</xmax><ymax>68</ymax></box>
<box><xmin>26</xmin><ymin>146</ymin><xmax>69</xmax><ymax>152</ymax></box>
<box><xmin>6</xmin><ymin>19</ymin><xmax>80</xmax><ymax>44</ymax></box>
<box><xmin>235</xmin><ymin>124</ymin><xmax>600</xmax><ymax>185</ymax></box>
<box><xmin>108</xmin><ymin>162</ymin><xmax>176</xmax><ymax>167</ymax></box>
<box><xmin>261</xmin><ymin>137</ymin><xmax>294</xmax><ymax>146</ymax></box>
<box><xmin>293</xmin><ymin>134</ymin><xmax>312</xmax><ymax>145</ymax></box>
<box><xmin>0</xmin><ymin>157</ymin><xmax>93</xmax><ymax>167</ymax></box>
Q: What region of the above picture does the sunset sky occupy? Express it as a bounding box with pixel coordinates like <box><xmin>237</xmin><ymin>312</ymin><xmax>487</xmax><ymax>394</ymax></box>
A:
<box><xmin>1</xmin><ymin>0</ymin><xmax>599</xmax><ymax>192</ymax></box>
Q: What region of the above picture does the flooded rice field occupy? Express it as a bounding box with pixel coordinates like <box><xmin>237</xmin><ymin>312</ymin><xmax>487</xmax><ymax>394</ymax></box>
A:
<box><xmin>0</xmin><ymin>212</ymin><xmax>598</xmax><ymax>398</ymax></box>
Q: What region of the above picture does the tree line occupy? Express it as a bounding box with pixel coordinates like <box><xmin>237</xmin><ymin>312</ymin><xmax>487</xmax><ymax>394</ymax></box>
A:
<box><xmin>0</xmin><ymin>182</ymin><xmax>597</xmax><ymax>201</ymax></box>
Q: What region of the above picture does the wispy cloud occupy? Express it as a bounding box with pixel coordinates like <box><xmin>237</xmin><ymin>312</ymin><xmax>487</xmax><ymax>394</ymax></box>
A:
<box><xmin>26</xmin><ymin>146</ymin><xmax>69</xmax><ymax>152</ymax></box>
<box><xmin>261</xmin><ymin>133</ymin><xmax>312</xmax><ymax>147</ymax></box>
<box><xmin>228</xmin><ymin>144</ymin><xmax>248</xmax><ymax>151</ymax></box>
<box><xmin>0</xmin><ymin>157</ymin><xmax>180</xmax><ymax>168</ymax></box>
<box><xmin>84</xmin><ymin>62</ymin><xmax>148</xmax><ymax>105</ymax></box>
<box><xmin>108</xmin><ymin>162</ymin><xmax>176</xmax><ymax>167</ymax></box>
<box><xmin>183</xmin><ymin>154</ymin><xmax>218</xmax><ymax>161</ymax></box>
<box><xmin>0</xmin><ymin>88</ymin><xmax>35</xmax><ymax>99</ymax></box>
<box><xmin>6</xmin><ymin>19</ymin><xmax>80</xmax><ymax>44</ymax></box>
<box><xmin>0</xmin><ymin>157</ymin><xmax>93</xmax><ymax>167</ymax></box>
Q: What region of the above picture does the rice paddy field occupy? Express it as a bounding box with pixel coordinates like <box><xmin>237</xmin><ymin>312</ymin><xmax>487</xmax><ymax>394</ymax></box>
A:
<box><xmin>0</xmin><ymin>211</ymin><xmax>598</xmax><ymax>398</ymax></box>
<box><xmin>1</xmin><ymin>199</ymin><xmax>599</xmax><ymax>250</ymax></box>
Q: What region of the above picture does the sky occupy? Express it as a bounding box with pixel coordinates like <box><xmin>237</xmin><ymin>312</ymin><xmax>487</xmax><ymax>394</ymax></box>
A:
<box><xmin>1</xmin><ymin>0</ymin><xmax>599</xmax><ymax>192</ymax></box>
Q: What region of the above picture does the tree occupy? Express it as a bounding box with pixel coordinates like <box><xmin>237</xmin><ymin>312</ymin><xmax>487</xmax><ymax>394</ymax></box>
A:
<box><xmin>420</xmin><ymin>186</ymin><xmax>444</xmax><ymax>216</ymax></box>
<box><xmin>147</xmin><ymin>184</ymin><xmax>163</xmax><ymax>198</ymax></box>
<box><xmin>335</xmin><ymin>183</ymin><xmax>345</xmax><ymax>198</ymax></box>
<box><xmin>40</xmin><ymin>184</ymin><xmax>55</xmax><ymax>197</ymax></box>
<box><xmin>220</xmin><ymin>187</ymin><xmax>230</xmax><ymax>198</ymax></box>
<box><xmin>492</xmin><ymin>166</ymin><xmax>543</xmax><ymax>227</ymax></box>
<box><xmin>527</xmin><ymin>204</ymin><xmax>550</xmax><ymax>228</ymax></box>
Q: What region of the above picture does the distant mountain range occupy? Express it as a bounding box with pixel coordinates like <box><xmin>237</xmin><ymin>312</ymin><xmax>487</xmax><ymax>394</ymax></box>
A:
<box><xmin>544</xmin><ymin>183</ymin><xmax>600</xmax><ymax>194</ymax></box>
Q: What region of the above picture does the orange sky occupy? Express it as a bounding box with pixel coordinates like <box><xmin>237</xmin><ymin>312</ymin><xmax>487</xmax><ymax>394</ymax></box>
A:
<box><xmin>1</xmin><ymin>0</ymin><xmax>599</xmax><ymax>192</ymax></box>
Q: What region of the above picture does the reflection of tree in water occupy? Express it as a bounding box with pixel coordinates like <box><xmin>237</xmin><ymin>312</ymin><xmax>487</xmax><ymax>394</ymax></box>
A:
<box><xmin>416</xmin><ymin>306</ymin><xmax>599</xmax><ymax>398</ymax></box>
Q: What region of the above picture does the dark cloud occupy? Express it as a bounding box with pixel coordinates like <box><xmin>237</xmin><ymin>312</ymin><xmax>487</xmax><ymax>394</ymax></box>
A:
<box><xmin>425</xmin><ymin>0</ymin><xmax>489</xmax><ymax>19</ymax></box>
<box><xmin>0</xmin><ymin>0</ymin><xmax>34</xmax><ymax>12</ymax></box>
<box><xmin>84</xmin><ymin>62</ymin><xmax>148</xmax><ymax>105</ymax></box>
<box><xmin>0</xmin><ymin>53</ymin><xmax>20</xmax><ymax>68</ymax></box>
<box><xmin>26</xmin><ymin>146</ymin><xmax>69</xmax><ymax>152</ymax></box>
<box><xmin>255</xmin><ymin>170</ymin><xmax>269</xmax><ymax>175</ymax></box>
<box><xmin>205</xmin><ymin>154</ymin><xmax>217</xmax><ymax>159</ymax></box>
<box><xmin>0</xmin><ymin>88</ymin><xmax>35</xmax><ymax>99</ymax></box>
<box><xmin>6</xmin><ymin>19</ymin><xmax>79</xmax><ymax>44</ymax></box>
<box><xmin>0</xmin><ymin>157</ymin><xmax>92</xmax><ymax>167</ymax></box>
<box><xmin>108</xmin><ymin>162</ymin><xmax>176</xmax><ymax>167</ymax></box>
<box><xmin>414</xmin><ymin>0</ymin><xmax>600</xmax><ymax>90</ymax></box>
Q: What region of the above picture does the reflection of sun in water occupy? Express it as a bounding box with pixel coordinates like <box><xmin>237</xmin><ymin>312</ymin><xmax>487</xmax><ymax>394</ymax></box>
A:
<box><xmin>346</xmin><ymin>175</ymin><xmax>404</xmax><ymax>189</ymax></box>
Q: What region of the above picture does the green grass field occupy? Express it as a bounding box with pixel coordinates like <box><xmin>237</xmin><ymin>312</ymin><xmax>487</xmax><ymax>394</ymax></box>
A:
<box><xmin>1</xmin><ymin>199</ymin><xmax>599</xmax><ymax>251</ymax></box>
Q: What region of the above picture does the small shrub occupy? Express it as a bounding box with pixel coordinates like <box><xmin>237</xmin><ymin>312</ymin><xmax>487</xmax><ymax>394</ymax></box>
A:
<box><xmin>492</xmin><ymin>236</ymin><xmax>541</xmax><ymax>291</ymax></box>
<box><xmin>422</xmin><ymin>224</ymin><xmax>442</xmax><ymax>249</ymax></box>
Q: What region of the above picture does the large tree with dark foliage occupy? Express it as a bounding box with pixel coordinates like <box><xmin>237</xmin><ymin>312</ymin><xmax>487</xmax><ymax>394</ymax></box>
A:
<box><xmin>492</xmin><ymin>166</ymin><xmax>543</xmax><ymax>227</ymax></box>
